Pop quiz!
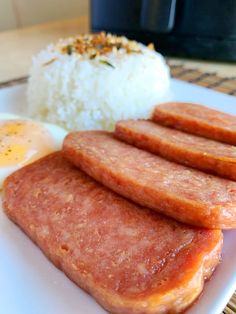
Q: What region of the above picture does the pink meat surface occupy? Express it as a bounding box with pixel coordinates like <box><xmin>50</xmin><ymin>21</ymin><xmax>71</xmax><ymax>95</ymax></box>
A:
<box><xmin>63</xmin><ymin>131</ymin><xmax>236</xmax><ymax>229</ymax></box>
<box><xmin>3</xmin><ymin>152</ymin><xmax>222</xmax><ymax>314</ymax></box>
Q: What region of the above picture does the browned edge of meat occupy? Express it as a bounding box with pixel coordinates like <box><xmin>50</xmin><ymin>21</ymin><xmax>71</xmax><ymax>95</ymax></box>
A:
<box><xmin>63</xmin><ymin>131</ymin><xmax>236</xmax><ymax>229</ymax></box>
<box><xmin>115</xmin><ymin>119</ymin><xmax>236</xmax><ymax>181</ymax></box>
<box><xmin>2</xmin><ymin>152</ymin><xmax>223</xmax><ymax>314</ymax></box>
<box><xmin>152</xmin><ymin>102</ymin><xmax>236</xmax><ymax>145</ymax></box>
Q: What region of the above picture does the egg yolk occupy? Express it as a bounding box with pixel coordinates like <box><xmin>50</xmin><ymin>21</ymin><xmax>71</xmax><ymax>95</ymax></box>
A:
<box><xmin>0</xmin><ymin>120</ymin><xmax>55</xmax><ymax>167</ymax></box>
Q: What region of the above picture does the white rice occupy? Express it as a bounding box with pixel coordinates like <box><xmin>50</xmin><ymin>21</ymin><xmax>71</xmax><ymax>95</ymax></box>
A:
<box><xmin>27</xmin><ymin>35</ymin><xmax>171</xmax><ymax>131</ymax></box>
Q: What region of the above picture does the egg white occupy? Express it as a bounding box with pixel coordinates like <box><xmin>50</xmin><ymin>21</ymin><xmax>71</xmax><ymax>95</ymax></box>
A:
<box><xmin>0</xmin><ymin>113</ymin><xmax>68</xmax><ymax>188</ymax></box>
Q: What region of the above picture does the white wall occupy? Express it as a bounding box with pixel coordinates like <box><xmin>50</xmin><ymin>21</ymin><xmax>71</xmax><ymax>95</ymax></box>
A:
<box><xmin>0</xmin><ymin>0</ymin><xmax>89</xmax><ymax>31</ymax></box>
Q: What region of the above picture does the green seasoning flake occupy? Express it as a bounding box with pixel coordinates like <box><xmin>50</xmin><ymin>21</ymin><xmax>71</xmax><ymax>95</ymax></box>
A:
<box><xmin>42</xmin><ymin>58</ymin><xmax>56</xmax><ymax>67</ymax></box>
<box><xmin>67</xmin><ymin>45</ymin><xmax>73</xmax><ymax>55</ymax></box>
<box><xmin>99</xmin><ymin>60</ymin><xmax>115</xmax><ymax>68</ymax></box>
<box><xmin>129</xmin><ymin>49</ymin><xmax>142</xmax><ymax>54</ymax></box>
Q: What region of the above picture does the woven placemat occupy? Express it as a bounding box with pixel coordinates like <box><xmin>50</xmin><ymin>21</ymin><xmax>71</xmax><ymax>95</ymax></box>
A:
<box><xmin>170</xmin><ymin>63</ymin><xmax>236</xmax><ymax>96</ymax></box>
<box><xmin>0</xmin><ymin>65</ymin><xmax>236</xmax><ymax>313</ymax></box>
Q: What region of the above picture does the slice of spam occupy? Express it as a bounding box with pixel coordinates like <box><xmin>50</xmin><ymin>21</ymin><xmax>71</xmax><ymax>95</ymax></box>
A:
<box><xmin>3</xmin><ymin>152</ymin><xmax>222</xmax><ymax>314</ymax></box>
<box><xmin>115</xmin><ymin>119</ymin><xmax>236</xmax><ymax>180</ymax></box>
<box><xmin>152</xmin><ymin>102</ymin><xmax>236</xmax><ymax>145</ymax></box>
<box><xmin>63</xmin><ymin>131</ymin><xmax>236</xmax><ymax>229</ymax></box>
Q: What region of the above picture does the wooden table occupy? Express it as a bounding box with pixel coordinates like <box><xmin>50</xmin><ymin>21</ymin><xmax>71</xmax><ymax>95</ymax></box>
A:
<box><xmin>0</xmin><ymin>15</ymin><xmax>235</xmax><ymax>84</ymax></box>
<box><xmin>0</xmin><ymin>16</ymin><xmax>89</xmax><ymax>83</ymax></box>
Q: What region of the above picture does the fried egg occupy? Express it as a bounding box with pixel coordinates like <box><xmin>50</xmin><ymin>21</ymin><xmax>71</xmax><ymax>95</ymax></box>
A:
<box><xmin>0</xmin><ymin>113</ymin><xmax>67</xmax><ymax>188</ymax></box>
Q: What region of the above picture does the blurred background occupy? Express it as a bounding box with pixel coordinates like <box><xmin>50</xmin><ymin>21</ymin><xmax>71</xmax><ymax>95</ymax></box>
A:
<box><xmin>90</xmin><ymin>0</ymin><xmax>236</xmax><ymax>61</ymax></box>
<box><xmin>0</xmin><ymin>0</ymin><xmax>88</xmax><ymax>31</ymax></box>
<box><xmin>2</xmin><ymin>0</ymin><xmax>236</xmax><ymax>61</ymax></box>
<box><xmin>0</xmin><ymin>0</ymin><xmax>235</xmax><ymax>83</ymax></box>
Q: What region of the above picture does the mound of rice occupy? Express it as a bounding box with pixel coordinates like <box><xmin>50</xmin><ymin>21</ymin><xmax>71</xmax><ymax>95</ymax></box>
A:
<box><xmin>27</xmin><ymin>32</ymin><xmax>170</xmax><ymax>131</ymax></box>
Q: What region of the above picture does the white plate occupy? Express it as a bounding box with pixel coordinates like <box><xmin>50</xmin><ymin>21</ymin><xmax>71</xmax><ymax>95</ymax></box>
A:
<box><xmin>0</xmin><ymin>80</ymin><xmax>236</xmax><ymax>314</ymax></box>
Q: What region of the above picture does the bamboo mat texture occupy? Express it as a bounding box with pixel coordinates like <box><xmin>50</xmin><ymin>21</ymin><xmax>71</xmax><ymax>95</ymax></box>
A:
<box><xmin>170</xmin><ymin>64</ymin><xmax>236</xmax><ymax>96</ymax></box>
<box><xmin>0</xmin><ymin>64</ymin><xmax>236</xmax><ymax>313</ymax></box>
